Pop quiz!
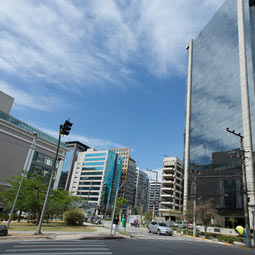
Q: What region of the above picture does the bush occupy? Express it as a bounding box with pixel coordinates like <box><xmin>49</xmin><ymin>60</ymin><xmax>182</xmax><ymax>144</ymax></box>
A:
<box><xmin>12</xmin><ymin>214</ymin><xmax>18</xmax><ymax>221</ymax></box>
<box><xmin>217</xmin><ymin>235</ymin><xmax>235</xmax><ymax>244</ymax></box>
<box><xmin>63</xmin><ymin>209</ymin><xmax>84</xmax><ymax>226</ymax></box>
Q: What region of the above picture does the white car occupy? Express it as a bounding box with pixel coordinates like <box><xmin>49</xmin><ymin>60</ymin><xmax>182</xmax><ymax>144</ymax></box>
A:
<box><xmin>148</xmin><ymin>222</ymin><xmax>174</xmax><ymax>236</ymax></box>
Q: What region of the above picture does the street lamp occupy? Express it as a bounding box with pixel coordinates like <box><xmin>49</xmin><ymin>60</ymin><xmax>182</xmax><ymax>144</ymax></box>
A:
<box><xmin>7</xmin><ymin>132</ymin><xmax>38</xmax><ymax>228</ymax></box>
<box><xmin>146</xmin><ymin>169</ymin><xmax>158</xmax><ymax>220</ymax></box>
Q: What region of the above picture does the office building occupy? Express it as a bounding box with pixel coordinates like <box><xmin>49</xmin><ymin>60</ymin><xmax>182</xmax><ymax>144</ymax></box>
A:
<box><xmin>54</xmin><ymin>141</ymin><xmax>89</xmax><ymax>190</ymax></box>
<box><xmin>159</xmin><ymin>157</ymin><xmax>183</xmax><ymax>219</ymax></box>
<box><xmin>110</xmin><ymin>148</ymin><xmax>137</xmax><ymax>207</ymax></box>
<box><xmin>0</xmin><ymin>91</ymin><xmax>67</xmax><ymax>187</ymax></box>
<box><xmin>69</xmin><ymin>149</ymin><xmax>122</xmax><ymax>213</ymax></box>
<box><xmin>184</xmin><ymin>0</ymin><xmax>255</xmax><ymax>224</ymax></box>
<box><xmin>148</xmin><ymin>180</ymin><xmax>161</xmax><ymax>216</ymax></box>
<box><xmin>135</xmin><ymin>168</ymin><xmax>149</xmax><ymax>212</ymax></box>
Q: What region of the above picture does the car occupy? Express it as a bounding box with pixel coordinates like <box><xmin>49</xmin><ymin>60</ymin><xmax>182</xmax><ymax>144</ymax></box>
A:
<box><xmin>165</xmin><ymin>220</ymin><xmax>178</xmax><ymax>227</ymax></box>
<box><xmin>0</xmin><ymin>225</ymin><xmax>8</xmax><ymax>236</ymax></box>
<box><xmin>148</xmin><ymin>222</ymin><xmax>173</xmax><ymax>236</ymax></box>
<box><xmin>176</xmin><ymin>221</ymin><xmax>187</xmax><ymax>228</ymax></box>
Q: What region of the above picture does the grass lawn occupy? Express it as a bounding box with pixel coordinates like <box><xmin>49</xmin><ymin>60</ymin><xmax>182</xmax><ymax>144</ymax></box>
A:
<box><xmin>4</xmin><ymin>221</ymin><xmax>96</xmax><ymax>232</ymax></box>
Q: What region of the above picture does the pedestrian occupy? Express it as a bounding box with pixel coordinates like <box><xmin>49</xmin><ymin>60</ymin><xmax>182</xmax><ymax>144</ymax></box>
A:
<box><xmin>113</xmin><ymin>216</ymin><xmax>119</xmax><ymax>236</ymax></box>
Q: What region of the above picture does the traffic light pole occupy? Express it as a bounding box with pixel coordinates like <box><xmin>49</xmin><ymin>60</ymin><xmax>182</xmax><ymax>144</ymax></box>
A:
<box><xmin>36</xmin><ymin>125</ymin><xmax>62</xmax><ymax>235</ymax></box>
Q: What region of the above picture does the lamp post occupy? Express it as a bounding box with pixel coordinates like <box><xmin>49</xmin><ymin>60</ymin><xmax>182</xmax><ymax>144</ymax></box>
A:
<box><xmin>7</xmin><ymin>132</ymin><xmax>37</xmax><ymax>228</ymax></box>
<box><xmin>110</xmin><ymin>182</ymin><xmax>125</xmax><ymax>235</ymax></box>
<box><xmin>36</xmin><ymin>120</ymin><xmax>72</xmax><ymax>235</ymax></box>
<box><xmin>146</xmin><ymin>169</ymin><xmax>158</xmax><ymax>220</ymax></box>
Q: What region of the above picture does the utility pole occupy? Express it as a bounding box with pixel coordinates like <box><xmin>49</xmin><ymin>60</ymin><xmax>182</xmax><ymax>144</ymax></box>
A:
<box><xmin>7</xmin><ymin>132</ymin><xmax>37</xmax><ymax>228</ymax></box>
<box><xmin>36</xmin><ymin>120</ymin><xmax>72</xmax><ymax>235</ymax></box>
<box><xmin>226</xmin><ymin>128</ymin><xmax>251</xmax><ymax>247</ymax></box>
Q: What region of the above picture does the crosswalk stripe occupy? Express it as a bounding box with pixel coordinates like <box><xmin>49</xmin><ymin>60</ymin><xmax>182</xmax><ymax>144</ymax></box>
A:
<box><xmin>14</xmin><ymin>245</ymin><xmax>107</xmax><ymax>248</ymax></box>
<box><xmin>6</xmin><ymin>248</ymin><xmax>109</xmax><ymax>252</ymax></box>
<box><xmin>1</xmin><ymin>253</ymin><xmax>112</xmax><ymax>255</ymax></box>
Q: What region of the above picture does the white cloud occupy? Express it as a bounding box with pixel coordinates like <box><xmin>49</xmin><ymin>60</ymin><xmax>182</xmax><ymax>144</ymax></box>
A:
<box><xmin>40</xmin><ymin>127</ymin><xmax>125</xmax><ymax>150</ymax></box>
<box><xmin>0</xmin><ymin>0</ymin><xmax>225</xmax><ymax>110</ymax></box>
<box><xmin>0</xmin><ymin>81</ymin><xmax>64</xmax><ymax>112</ymax></box>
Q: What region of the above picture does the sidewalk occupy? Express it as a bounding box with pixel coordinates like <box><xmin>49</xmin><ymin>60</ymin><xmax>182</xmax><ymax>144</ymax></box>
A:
<box><xmin>0</xmin><ymin>223</ymin><xmax>129</xmax><ymax>241</ymax></box>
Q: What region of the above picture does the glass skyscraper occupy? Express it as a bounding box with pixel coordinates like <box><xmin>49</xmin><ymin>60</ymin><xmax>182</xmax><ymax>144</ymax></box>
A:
<box><xmin>184</xmin><ymin>0</ymin><xmax>255</xmax><ymax>225</ymax></box>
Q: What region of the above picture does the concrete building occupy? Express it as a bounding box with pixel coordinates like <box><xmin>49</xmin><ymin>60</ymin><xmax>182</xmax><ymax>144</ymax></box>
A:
<box><xmin>69</xmin><ymin>149</ymin><xmax>122</xmax><ymax>213</ymax></box>
<box><xmin>183</xmin><ymin>0</ymin><xmax>255</xmax><ymax>225</ymax></box>
<box><xmin>135</xmin><ymin>168</ymin><xmax>149</xmax><ymax>212</ymax></box>
<box><xmin>0</xmin><ymin>91</ymin><xmax>14</xmax><ymax>114</ymax></box>
<box><xmin>54</xmin><ymin>141</ymin><xmax>89</xmax><ymax>190</ymax></box>
<box><xmin>110</xmin><ymin>148</ymin><xmax>136</xmax><ymax>207</ymax></box>
<box><xmin>159</xmin><ymin>157</ymin><xmax>183</xmax><ymax>219</ymax></box>
<box><xmin>148</xmin><ymin>180</ymin><xmax>161</xmax><ymax>216</ymax></box>
<box><xmin>0</xmin><ymin>90</ymin><xmax>67</xmax><ymax>187</ymax></box>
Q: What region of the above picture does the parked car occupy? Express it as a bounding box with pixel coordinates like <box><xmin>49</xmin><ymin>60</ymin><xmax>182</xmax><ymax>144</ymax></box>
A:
<box><xmin>176</xmin><ymin>221</ymin><xmax>187</xmax><ymax>228</ymax></box>
<box><xmin>165</xmin><ymin>220</ymin><xmax>178</xmax><ymax>227</ymax></box>
<box><xmin>0</xmin><ymin>225</ymin><xmax>8</xmax><ymax>236</ymax></box>
<box><xmin>148</xmin><ymin>222</ymin><xmax>173</xmax><ymax>236</ymax></box>
<box><xmin>90</xmin><ymin>216</ymin><xmax>102</xmax><ymax>224</ymax></box>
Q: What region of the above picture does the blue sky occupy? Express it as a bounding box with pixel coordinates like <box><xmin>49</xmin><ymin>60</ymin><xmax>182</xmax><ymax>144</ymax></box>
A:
<box><xmin>0</xmin><ymin>0</ymin><xmax>224</xmax><ymax>173</ymax></box>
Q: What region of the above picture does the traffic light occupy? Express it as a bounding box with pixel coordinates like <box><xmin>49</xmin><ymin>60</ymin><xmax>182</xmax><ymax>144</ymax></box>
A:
<box><xmin>61</xmin><ymin>120</ymin><xmax>73</xmax><ymax>136</ymax></box>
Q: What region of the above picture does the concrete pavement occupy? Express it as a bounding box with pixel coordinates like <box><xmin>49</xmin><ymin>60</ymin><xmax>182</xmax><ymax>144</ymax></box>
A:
<box><xmin>0</xmin><ymin>223</ymin><xmax>129</xmax><ymax>241</ymax></box>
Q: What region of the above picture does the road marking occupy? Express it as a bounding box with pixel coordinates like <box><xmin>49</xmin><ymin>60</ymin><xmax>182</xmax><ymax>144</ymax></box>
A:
<box><xmin>6</xmin><ymin>248</ymin><xmax>110</xmax><ymax>252</ymax></box>
<box><xmin>2</xmin><ymin>253</ymin><xmax>112</xmax><ymax>255</ymax></box>
<box><xmin>14</xmin><ymin>245</ymin><xmax>107</xmax><ymax>248</ymax></box>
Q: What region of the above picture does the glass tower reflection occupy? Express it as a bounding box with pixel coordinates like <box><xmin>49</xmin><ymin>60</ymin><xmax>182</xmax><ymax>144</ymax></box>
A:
<box><xmin>185</xmin><ymin>0</ymin><xmax>255</xmax><ymax>223</ymax></box>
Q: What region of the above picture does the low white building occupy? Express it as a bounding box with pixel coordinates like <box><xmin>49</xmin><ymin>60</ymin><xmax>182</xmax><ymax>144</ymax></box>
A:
<box><xmin>159</xmin><ymin>157</ymin><xmax>183</xmax><ymax>219</ymax></box>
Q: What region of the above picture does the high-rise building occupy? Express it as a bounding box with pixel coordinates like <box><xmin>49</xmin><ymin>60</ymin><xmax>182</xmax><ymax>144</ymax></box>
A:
<box><xmin>159</xmin><ymin>157</ymin><xmax>183</xmax><ymax>220</ymax></box>
<box><xmin>148</xmin><ymin>180</ymin><xmax>161</xmax><ymax>216</ymax></box>
<box><xmin>54</xmin><ymin>141</ymin><xmax>89</xmax><ymax>190</ymax></box>
<box><xmin>110</xmin><ymin>148</ymin><xmax>136</xmax><ymax>206</ymax></box>
<box><xmin>135</xmin><ymin>168</ymin><xmax>149</xmax><ymax>212</ymax></box>
<box><xmin>69</xmin><ymin>149</ymin><xmax>122</xmax><ymax>213</ymax></box>
<box><xmin>184</xmin><ymin>0</ymin><xmax>255</xmax><ymax>225</ymax></box>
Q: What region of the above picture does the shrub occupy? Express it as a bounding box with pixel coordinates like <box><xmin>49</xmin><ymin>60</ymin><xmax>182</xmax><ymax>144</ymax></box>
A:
<box><xmin>12</xmin><ymin>214</ymin><xmax>18</xmax><ymax>221</ymax></box>
<box><xmin>217</xmin><ymin>235</ymin><xmax>235</xmax><ymax>244</ymax></box>
<box><xmin>63</xmin><ymin>209</ymin><xmax>84</xmax><ymax>226</ymax></box>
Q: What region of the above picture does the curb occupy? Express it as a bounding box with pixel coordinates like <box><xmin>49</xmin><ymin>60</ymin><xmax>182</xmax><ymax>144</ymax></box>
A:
<box><xmin>181</xmin><ymin>234</ymin><xmax>254</xmax><ymax>250</ymax></box>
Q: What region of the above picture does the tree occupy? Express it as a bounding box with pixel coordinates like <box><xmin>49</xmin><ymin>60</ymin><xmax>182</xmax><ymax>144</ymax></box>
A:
<box><xmin>131</xmin><ymin>206</ymin><xmax>139</xmax><ymax>215</ymax></box>
<box><xmin>0</xmin><ymin>175</ymin><xmax>80</xmax><ymax>224</ymax></box>
<box><xmin>196</xmin><ymin>199</ymin><xmax>217</xmax><ymax>235</ymax></box>
<box><xmin>116</xmin><ymin>197</ymin><xmax>128</xmax><ymax>218</ymax></box>
<box><xmin>144</xmin><ymin>210</ymin><xmax>153</xmax><ymax>224</ymax></box>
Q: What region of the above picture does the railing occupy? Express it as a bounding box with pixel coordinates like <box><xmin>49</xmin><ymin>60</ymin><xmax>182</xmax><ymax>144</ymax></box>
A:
<box><xmin>0</xmin><ymin>111</ymin><xmax>66</xmax><ymax>147</ymax></box>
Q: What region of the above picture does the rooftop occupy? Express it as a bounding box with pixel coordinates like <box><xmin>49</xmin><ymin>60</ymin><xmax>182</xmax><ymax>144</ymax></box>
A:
<box><xmin>0</xmin><ymin>111</ymin><xmax>66</xmax><ymax>148</ymax></box>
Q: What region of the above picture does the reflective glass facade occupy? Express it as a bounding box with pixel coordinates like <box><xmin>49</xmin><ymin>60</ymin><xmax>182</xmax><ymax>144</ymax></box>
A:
<box><xmin>186</xmin><ymin>0</ymin><xmax>255</xmax><ymax>215</ymax></box>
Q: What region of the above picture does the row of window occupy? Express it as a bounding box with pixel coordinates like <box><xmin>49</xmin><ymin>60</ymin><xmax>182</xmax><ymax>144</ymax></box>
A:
<box><xmin>79</xmin><ymin>182</ymin><xmax>101</xmax><ymax>185</ymax></box>
<box><xmin>82</xmin><ymin>167</ymin><xmax>104</xmax><ymax>170</ymax></box>
<box><xmin>80</xmin><ymin>177</ymin><xmax>102</xmax><ymax>180</ymax></box>
<box><xmin>85</xmin><ymin>153</ymin><xmax>107</xmax><ymax>157</ymax></box>
<box><xmin>81</xmin><ymin>172</ymin><xmax>103</xmax><ymax>176</ymax></box>
<box><xmin>84</xmin><ymin>157</ymin><xmax>106</xmax><ymax>162</ymax></box>
<box><xmin>78</xmin><ymin>187</ymin><xmax>100</xmax><ymax>191</ymax></box>
<box><xmin>76</xmin><ymin>193</ymin><xmax>99</xmax><ymax>200</ymax></box>
<box><xmin>83</xmin><ymin>162</ymin><xmax>105</xmax><ymax>166</ymax></box>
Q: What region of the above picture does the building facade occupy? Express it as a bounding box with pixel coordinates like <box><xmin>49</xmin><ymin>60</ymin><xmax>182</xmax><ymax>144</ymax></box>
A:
<box><xmin>110</xmin><ymin>148</ymin><xmax>136</xmax><ymax>207</ymax></box>
<box><xmin>54</xmin><ymin>141</ymin><xmax>90</xmax><ymax>190</ymax></box>
<box><xmin>184</xmin><ymin>0</ymin><xmax>255</xmax><ymax>225</ymax></box>
<box><xmin>159</xmin><ymin>157</ymin><xmax>183</xmax><ymax>219</ymax></box>
<box><xmin>69</xmin><ymin>149</ymin><xmax>122</xmax><ymax>212</ymax></box>
<box><xmin>0</xmin><ymin>91</ymin><xmax>67</xmax><ymax>187</ymax></box>
<box><xmin>135</xmin><ymin>168</ymin><xmax>149</xmax><ymax>213</ymax></box>
<box><xmin>148</xmin><ymin>180</ymin><xmax>161</xmax><ymax>216</ymax></box>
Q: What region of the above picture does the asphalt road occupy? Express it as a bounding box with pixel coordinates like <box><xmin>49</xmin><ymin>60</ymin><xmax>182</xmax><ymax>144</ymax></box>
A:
<box><xmin>0</xmin><ymin>237</ymin><xmax>255</xmax><ymax>255</ymax></box>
